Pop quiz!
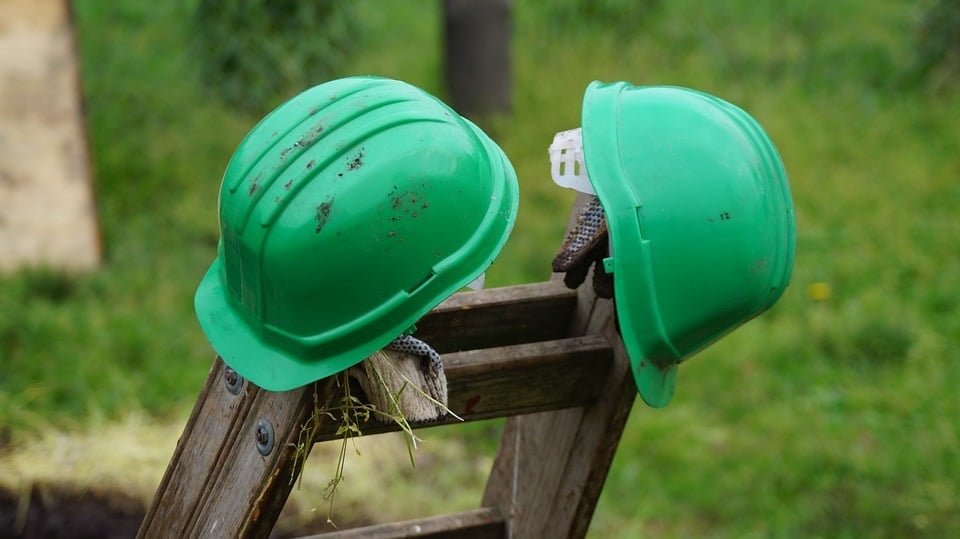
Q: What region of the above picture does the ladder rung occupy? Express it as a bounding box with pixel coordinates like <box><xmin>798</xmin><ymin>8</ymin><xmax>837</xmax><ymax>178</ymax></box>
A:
<box><xmin>310</xmin><ymin>334</ymin><xmax>613</xmax><ymax>444</ymax></box>
<box><xmin>416</xmin><ymin>280</ymin><xmax>578</xmax><ymax>352</ymax></box>
<box><xmin>292</xmin><ymin>507</ymin><xmax>505</xmax><ymax>539</ymax></box>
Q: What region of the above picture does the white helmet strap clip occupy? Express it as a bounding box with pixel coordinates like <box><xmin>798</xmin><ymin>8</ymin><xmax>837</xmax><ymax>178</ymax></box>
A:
<box><xmin>548</xmin><ymin>128</ymin><xmax>595</xmax><ymax>195</ymax></box>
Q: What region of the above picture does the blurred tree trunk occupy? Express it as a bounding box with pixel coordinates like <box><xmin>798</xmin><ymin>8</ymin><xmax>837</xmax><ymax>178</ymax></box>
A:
<box><xmin>443</xmin><ymin>0</ymin><xmax>512</xmax><ymax>118</ymax></box>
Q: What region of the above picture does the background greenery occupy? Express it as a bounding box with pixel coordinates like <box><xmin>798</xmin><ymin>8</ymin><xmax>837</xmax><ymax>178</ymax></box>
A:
<box><xmin>2</xmin><ymin>0</ymin><xmax>958</xmax><ymax>536</ymax></box>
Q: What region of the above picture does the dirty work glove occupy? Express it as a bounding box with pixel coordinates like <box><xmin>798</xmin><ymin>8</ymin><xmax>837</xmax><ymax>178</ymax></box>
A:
<box><xmin>348</xmin><ymin>335</ymin><xmax>448</xmax><ymax>422</ymax></box>
<box><xmin>386</xmin><ymin>335</ymin><xmax>447</xmax><ymax>408</ymax></box>
<box><xmin>552</xmin><ymin>195</ymin><xmax>614</xmax><ymax>299</ymax></box>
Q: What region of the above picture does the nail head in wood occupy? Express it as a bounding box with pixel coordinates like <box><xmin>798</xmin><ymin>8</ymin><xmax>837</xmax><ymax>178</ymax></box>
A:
<box><xmin>255</xmin><ymin>418</ymin><xmax>274</xmax><ymax>456</ymax></box>
<box><xmin>224</xmin><ymin>366</ymin><xmax>244</xmax><ymax>395</ymax></box>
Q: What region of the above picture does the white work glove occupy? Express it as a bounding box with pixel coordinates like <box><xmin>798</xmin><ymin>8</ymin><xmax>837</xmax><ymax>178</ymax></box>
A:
<box><xmin>348</xmin><ymin>335</ymin><xmax>448</xmax><ymax>422</ymax></box>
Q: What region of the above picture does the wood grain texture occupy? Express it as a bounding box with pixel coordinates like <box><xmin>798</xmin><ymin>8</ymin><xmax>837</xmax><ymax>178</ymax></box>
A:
<box><xmin>415</xmin><ymin>280</ymin><xmax>577</xmax><ymax>352</ymax></box>
<box><xmin>295</xmin><ymin>508</ymin><xmax>505</xmax><ymax>539</ymax></box>
<box><xmin>310</xmin><ymin>335</ymin><xmax>614</xmax><ymax>443</ymax></box>
<box><xmin>137</xmin><ymin>358</ymin><xmax>318</xmax><ymax>539</ymax></box>
<box><xmin>481</xmin><ymin>193</ymin><xmax>637</xmax><ymax>539</ymax></box>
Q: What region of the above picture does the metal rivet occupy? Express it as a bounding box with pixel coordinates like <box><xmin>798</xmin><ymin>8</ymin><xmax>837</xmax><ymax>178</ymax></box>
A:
<box><xmin>224</xmin><ymin>367</ymin><xmax>244</xmax><ymax>395</ymax></box>
<box><xmin>255</xmin><ymin>418</ymin><xmax>275</xmax><ymax>456</ymax></box>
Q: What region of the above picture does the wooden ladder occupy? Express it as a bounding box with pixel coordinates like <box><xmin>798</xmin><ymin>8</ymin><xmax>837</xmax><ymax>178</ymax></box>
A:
<box><xmin>138</xmin><ymin>197</ymin><xmax>637</xmax><ymax>539</ymax></box>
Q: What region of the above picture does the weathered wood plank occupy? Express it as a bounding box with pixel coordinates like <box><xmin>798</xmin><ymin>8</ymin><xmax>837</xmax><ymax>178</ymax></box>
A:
<box><xmin>304</xmin><ymin>335</ymin><xmax>613</xmax><ymax>443</ymax></box>
<box><xmin>541</xmin><ymin>329</ymin><xmax>636</xmax><ymax>538</ymax></box>
<box><xmin>137</xmin><ymin>360</ymin><xmax>253</xmax><ymax>537</ymax></box>
<box><xmin>415</xmin><ymin>280</ymin><xmax>577</xmax><ymax>352</ymax></box>
<box><xmin>443</xmin><ymin>335</ymin><xmax>611</xmax><ymax>420</ymax></box>
<box><xmin>481</xmin><ymin>193</ymin><xmax>637</xmax><ymax>539</ymax></box>
<box><xmin>138</xmin><ymin>358</ymin><xmax>317</xmax><ymax>539</ymax></box>
<box><xmin>294</xmin><ymin>508</ymin><xmax>505</xmax><ymax>539</ymax></box>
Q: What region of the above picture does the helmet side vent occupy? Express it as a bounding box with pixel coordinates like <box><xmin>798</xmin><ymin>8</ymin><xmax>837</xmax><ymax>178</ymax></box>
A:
<box><xmin>405</xmin><ymin>271</ymin><xmax>437</xmax><ymax>295</ymax></box>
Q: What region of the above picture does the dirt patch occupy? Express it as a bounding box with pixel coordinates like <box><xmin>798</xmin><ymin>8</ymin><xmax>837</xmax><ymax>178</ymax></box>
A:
<box><xmin>0</xmin><ymin>485</ymin><xmax>143</xmax><ymax>539</ymax></box>
<box><xmin>0</xmin><ymin>419</ymin><xmax>487</xmax><ymax>537</ymax></box>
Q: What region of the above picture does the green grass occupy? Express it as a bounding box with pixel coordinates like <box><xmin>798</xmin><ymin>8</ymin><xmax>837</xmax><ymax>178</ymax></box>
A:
<box><xmin>2</xmin><ymin>0</ymin><xmax>959</xmax><ymax>536</ymax></box>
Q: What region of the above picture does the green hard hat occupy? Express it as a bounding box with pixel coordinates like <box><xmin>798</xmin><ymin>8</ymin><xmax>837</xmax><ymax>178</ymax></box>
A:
<box><xmin>581</xmin><ymin>81</ymin><xmax>796</xmax><ymax>407</ymax></box>
<box><xmin>195</xmin><ymin>76</ymin><xmax>519</xmax><ymax>391</ymax></box>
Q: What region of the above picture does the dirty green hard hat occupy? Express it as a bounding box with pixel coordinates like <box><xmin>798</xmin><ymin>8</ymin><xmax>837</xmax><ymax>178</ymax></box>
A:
<box><xmin>581</xmin><ymin>81</ymin><xmax>796</xmax><ymax>408</ymax></box>
<box><xmin>195</xmin><ymin>76</ymin><xmax>519</xmax><ymax>392</ymax></box>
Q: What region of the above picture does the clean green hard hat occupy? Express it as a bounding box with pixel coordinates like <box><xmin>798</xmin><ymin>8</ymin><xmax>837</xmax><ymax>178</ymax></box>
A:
<box><xmin>195</xmin><ymin>76</ymin><xmax>519</xmax><ymax>391</ymax></box>
<box><xmin>581</xmin><ymin>81</ymin><xmax>796</xmax><ymax>407</ymax></box>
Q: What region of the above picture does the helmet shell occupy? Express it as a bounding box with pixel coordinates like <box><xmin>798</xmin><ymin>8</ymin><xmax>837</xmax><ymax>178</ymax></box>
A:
<box><xmin>581</xmin><ymin>81</ymin><xmax>795</xmax><ymax>407</ymax></box>
<box><xmin>195</xmin><ymin>76</ymin><xmax>519</xmax><ymax>391</ymax></box>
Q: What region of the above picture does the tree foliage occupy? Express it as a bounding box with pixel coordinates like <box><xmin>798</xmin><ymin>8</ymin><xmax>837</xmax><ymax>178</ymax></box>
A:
<box><xmin>915</xmin><ymin>0</ymin><xmax>960</xmax><ymax>88</ymax></box>
<box><xmin>193</xmin><ymin>0</ymin><xmax>359</xmax><ymax>113</ymax></box>
<box><xmin>541</xmin><ymin>0</ymin><xmax>661</xmax><ymax>36</ymax></box>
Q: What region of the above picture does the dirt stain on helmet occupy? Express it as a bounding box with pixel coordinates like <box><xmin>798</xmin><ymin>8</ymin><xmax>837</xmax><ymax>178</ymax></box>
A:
<box><xmin>387</xmin><ymin>182</ymin><xmax>431</xmax><ymax>218</ymax></box>
<box><xmin>248</xmin><ymin>172</ymin><xmax>262</xmax><ymax>196</ymax></box>
<box><xmin>293</xmin><ymin>124</ymin><xmax>324</xmax><ymax>152</ymax></box>
<box><xmin>346</xmin><ymin>148</ymin><xmax>365</xmax><ymax>171</ymax></box>
<box><xmin>315</xmin><ymin>196</ymin><xmax>335</xmax><ymax>233</ymax></box>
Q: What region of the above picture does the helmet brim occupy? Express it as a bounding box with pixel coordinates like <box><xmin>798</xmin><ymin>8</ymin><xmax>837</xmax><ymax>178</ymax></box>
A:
<box><xmin>194</xmin><ymin>257</ymin><xmax>358</xmax><ymax>391</ymax></box>
<box><xmin>582</xmin><ymin>80</ymin><xmax>680</xmax><ymax>408</ymax></box>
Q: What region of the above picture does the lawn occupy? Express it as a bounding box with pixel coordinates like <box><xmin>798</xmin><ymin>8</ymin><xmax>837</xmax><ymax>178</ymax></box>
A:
<box><xmin>1</xmin><ymin>0</ymin><xmax>958</xmax><ymax>537</ymax></box>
